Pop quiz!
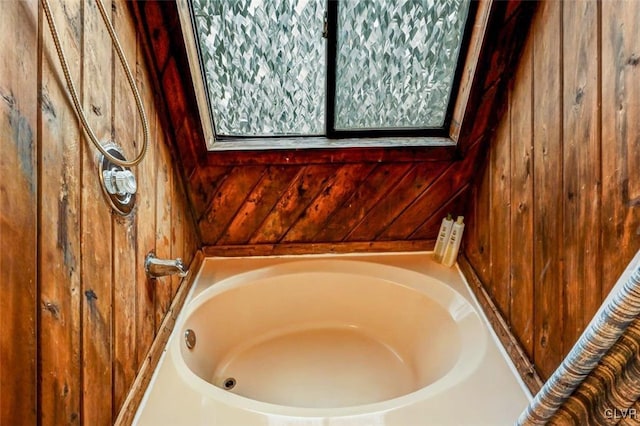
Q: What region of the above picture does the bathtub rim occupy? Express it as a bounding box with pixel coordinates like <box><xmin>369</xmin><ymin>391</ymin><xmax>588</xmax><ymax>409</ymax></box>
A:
<box><xmin>169</xmin><ymin>259</ymin><xmax>489</xmax><ymax>418</ymax></box>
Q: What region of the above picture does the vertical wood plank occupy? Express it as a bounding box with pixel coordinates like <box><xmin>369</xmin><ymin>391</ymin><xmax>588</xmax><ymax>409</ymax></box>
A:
<box><xmin>0</xmin><ymin>1</ymin><xmax>38</xmax><ymax>424</ymax></box>
<box><xmin>170</xmin><ymin>162</ymin><xmax>185</xmax><ymax>298</ymax></box>
<box><xmin>81</xmin><ymin>0</ymin><xmax>114</xmax><ymax>423</ymax></box>
<box><xmin>562</xmin><ymin>0</ymin><xmax>601</xmax><ymax>352</ymax></box>
<box><xmin>111</xmin><ymin>0</ymin><xmax>139</xmax><ymax>414</ymax></box>
<box><xmin>154</xmin><ymin>125</ymin><xmax>173</xmax><ymax>330</ymax></box>
<box><xmin>509</xmin><ymin>33</ymin><xmax>535</xmax><ymax>358</ymax></box>
<box><xmin>38</xmin><ymin>0</ymin><xmax>83</xmax><ymax>423</ymax></box>
<box><xmin>183</xmin><ymin>210</ymin><xmax>200</xmax><ymax>266</ymax></box>
<box><xmin>488</xmin><ymin>97</ymin><xmax>511</xmax><ymax>319</ymax></box>
<box><xmin>532</xmin><ymin>0</ymin><xmax>564</xmax><ymax>379</ymax></box>
<box><xmin>134</xmin><ymin>20</ymin><xmax>157</xmax><ymax>367</ymax></box>
<box><xmin>464</xmin><ymin>146</ymin><xmax>492</xmax><ymax>285</ymax></box>
<box><xmin>601</xmin><ymin>0</ymin><xmax>640</xmax><ymax>297</ymax></box>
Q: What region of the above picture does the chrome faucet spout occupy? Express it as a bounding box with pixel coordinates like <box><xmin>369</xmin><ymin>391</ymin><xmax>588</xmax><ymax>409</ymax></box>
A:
<box><xmin>145</xmin><ymin>252</ymin><xmax>188</xmax><ymax>278</ymax></box>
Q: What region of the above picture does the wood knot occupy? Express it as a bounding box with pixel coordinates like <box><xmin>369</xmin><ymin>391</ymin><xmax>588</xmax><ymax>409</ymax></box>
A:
<box><xmin>575</xmin><ymin>87</ymin><xmax>585</xmax><ymax>105</ymax></box>
<box><xmin>84</xmin><ymin>289</ymin><xmax>98</xmax><ymax>303</ymax></box>
<box><xmin>43</xmin><ymin>301</ymin><xmax>60</xmax><ymax>319</ymax></box>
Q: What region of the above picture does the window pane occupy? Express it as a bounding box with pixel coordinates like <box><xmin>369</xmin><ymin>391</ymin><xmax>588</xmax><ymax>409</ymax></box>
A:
<box><xmin>334</xmin><ymin>0</ymin><xmax>471</xmax><ymax>130</ymax></box>
<box><xmin>192</xmin><ymin>0</ymin><xmax>325</xmax><ymax>137</ymax></box>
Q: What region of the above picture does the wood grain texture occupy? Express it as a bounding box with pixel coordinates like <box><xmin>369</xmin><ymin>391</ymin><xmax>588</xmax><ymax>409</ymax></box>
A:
<box><xmin>488</xmin><ymin>94</ymin><xmax>512</xmax><ymax>321</ymax></box>
<box><xmin>409</xmin><ymin>141</ymin><xmax>485</xmax><ymax>240</ymax></box>
<box><xmin>346</xmin><ymin>162</ymin><xmax>449</xmax><ymax>241</ymax></box>
<box><xmin>200</xmin><ymin>165</ymin><xmax>266</xmax><ymax>245</ymax></box>
<box><xmin>248</xmin><ymin>164</ymin><xmax>340</xmax><ymax>244</ymax></box>
<box><xmin>562</xmin><ymin>0</ymin><xmax>601</xmax><ymax>354</ymax></box>
<box><xmin>508</xmin><ymin>32</ymin><xmax>534</xmax><ymax>358</ymax></box>
<box><xmin>202</xmin><ymin>240</ymin><xmax>436</xmax><ymax>257</ymax></box>
<box><xmin>112</xmin><ymin>0</ymin><xmax>139</xmax><ymax>414</ymax></box>
<box><xmin>134</xmin><ymin>37</ymin><xmax>158</xmax><ymax>368</ymax></box>
<box><xmin>154</xmin><ymin>125</ymin><xmax>176</xmax><ymax>332</ymax></box>
<box><xmin>411</xmin><ymin>184</ymin><xmax>471</xmax><ymax>240</ymax></box>
<box><xmin>531</xmin><ymin>0</ymin><xmax>565</xmax><ymax>380</ymax></box>
<box><xmin>601</xmin><ymin>0</ymin><xmax>640</xmax><ymax>299</ymax></box>
<box><xmin>465</xmin><ymin>0</ymin><xmax>566</xmax><ymax>379</ymax></box>
<box><xmin>450</xmin><ymin>0</ymin><xmax>492</xmax><ymax>143</ymax></box>
<box><xmin>80</xmin><ymin>1</ymin><xmax>115</xmax><ymax>422</ymax></box>
<box><xmin>38</xmin><ymin>0</ymin><xmax>83</xmax><ymax>424</ymax></box>
<box><xmin>464</xmin><ymin>0</ymin><xmax>640</xmax><ymax>381</ymax></box>
<box><xmin>380</xmin><ymin>160</ymin><xmax>470</xmax><ymax>241</ymax></box>
<box><xmin>1</xmin><ymin>0</ymin><xmax>541</xmax><ymax>421</ymax></box>
<box><xmin>465</xmin><ymin>143</ymin><xmax>491</xmax><ymax>285</ymax></box>
<box><xmin>312</xmin><ymin>163</ymin><xmax>413</xmax><ymax>242</ymax></box>
<box><xmin>0</xmin><ymin>1</ymin><xmax>38</xmax><ymax>424</ymax></box>
<box><xmin>1</xmin><ymin>0</ymin><xmax>199</xmax><ymax>423</ymax></box>
<box><xmin>217</xmin><ymin>165</ymin><xmax>300</xmax><ymax>245</ymax></box>
<box><xmin>189</xmin><ymin>165</ymin><xmax>230</xmax><ymax>221</ymax></box>
<box><xmin>281</xmin><ymin>163</ymin><xmax>376</xmax><ymax>243</ymax></box>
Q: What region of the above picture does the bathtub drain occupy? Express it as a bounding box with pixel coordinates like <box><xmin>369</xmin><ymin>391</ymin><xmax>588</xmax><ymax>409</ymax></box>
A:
<box><xmin>222</xmin><ymin>377</ymin><xmax>236</xmax><ymax>390</ymax></box>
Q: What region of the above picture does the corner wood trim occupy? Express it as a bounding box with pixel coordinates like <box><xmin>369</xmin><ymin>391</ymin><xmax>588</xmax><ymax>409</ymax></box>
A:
<box><xmin>457</xmin><ymin>253</ymin><xmax>544</xmax><ymax>395</ymax></box>
<box><xmin>114</xmin><ymin>250</ymin><xmax>206</xmax><ymax>426</ymax></box>
<box><xmin>202</xmin><ymin>240</ymin><xmax>436</xmax><ymax>257</ymax></box>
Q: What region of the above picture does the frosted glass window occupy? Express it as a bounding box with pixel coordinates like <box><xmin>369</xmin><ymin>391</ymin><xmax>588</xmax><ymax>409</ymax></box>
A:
<box><xmin>191</xmin><ymin>0</ymin><xmax>326</xmax><ymax>137</ymax></box>
<box><xmin>334</xmin><ymin>0</ymin><xmax>471</xmax><ymax>130</ymax></box>
<box><xmin>190</xmin><ymin>0</ymin><xmax>472</xmax><ymax>139</ymax></box>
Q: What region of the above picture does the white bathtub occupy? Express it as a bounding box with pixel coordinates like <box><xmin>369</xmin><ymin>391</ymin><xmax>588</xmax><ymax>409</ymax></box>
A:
<box><xmin>135</xmin><ymin>253</ymin><xmax>531</xmax><ymax>425</ymax></box>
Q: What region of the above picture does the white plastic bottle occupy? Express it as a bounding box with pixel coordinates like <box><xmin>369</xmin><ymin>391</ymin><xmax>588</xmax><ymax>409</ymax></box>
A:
<box><xmin>442</xmin><ymin>216</ymin><xmax>465</xmax><ymax>267</ymax></box>
<box><xmin>433</xmin><ymin>214</ymin><xmax>454</xmax><ymax>262</ymax></box>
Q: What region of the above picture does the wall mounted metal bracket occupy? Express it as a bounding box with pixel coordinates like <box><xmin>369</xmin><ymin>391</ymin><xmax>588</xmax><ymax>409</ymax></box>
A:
<box><xmin>99</xmin><ymin>144</ymin><xmax>137</xmax><ymax>215</ymax></box>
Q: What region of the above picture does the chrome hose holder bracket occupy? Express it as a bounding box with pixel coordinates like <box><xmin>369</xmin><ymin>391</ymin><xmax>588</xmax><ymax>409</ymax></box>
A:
<box><xmin>99</xmin><ymin>143</ymin><xmax>137</xmax><ymax>215</ymax></box>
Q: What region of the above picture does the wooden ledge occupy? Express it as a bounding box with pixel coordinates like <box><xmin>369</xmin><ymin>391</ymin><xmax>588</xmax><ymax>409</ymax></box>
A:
<box><xmin>458</xmin><ymin>253</ymin><xmax>544</xmax><ymax>395</ymax></box>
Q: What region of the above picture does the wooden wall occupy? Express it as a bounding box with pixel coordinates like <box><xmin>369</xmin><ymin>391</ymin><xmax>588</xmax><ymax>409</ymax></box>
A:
<box><xmin>0</xmin><ymin>1</ymin><xmax>198</xmax><ymax>424</ymax></box>
<box><xmin>134</xmin><ymin>1</ymin><xmax>535</xmax><ymax>256</ymax></box>
<box><xmin>464</xmin><ymin>0</ymin><xmax>640</xmax><ymax>380</ymax></box>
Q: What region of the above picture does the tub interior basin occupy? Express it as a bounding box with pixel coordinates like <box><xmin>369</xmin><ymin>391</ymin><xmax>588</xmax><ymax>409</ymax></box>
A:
<box><xmin>178</xmin><ymin>261</ymin><xmax>484</xmax><ymax>409</ymax></box>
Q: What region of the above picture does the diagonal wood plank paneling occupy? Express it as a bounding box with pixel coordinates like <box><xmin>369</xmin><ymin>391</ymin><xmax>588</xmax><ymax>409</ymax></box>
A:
<box><xmin>345</xmin><ymin>162</ymin><xmax>450</xmax><ymax>242</ymax></box>
<box><xmin>411</xmin><ymin>184</ymin><xmax>471</xmax><ymax>240</ymax></box>
<box><xmin>381</xmin><ymin>141</ymin><xmax>483</xmax><ymax>240</ymax></box>
<box><xmin>190</xmin><ymin>165</ymin><xmax>231</xmax><ymax>221</ymax></box>
<box><xmin>281</xmin><ymin>163</ymin><xmax>376</xmax><ymax>243</ymax></box>
<box><xmin>312</xmin><ymin>163</ymin><xmax>414</xmax><ymax>242</ymax></box>
<box><xmin>199</xmin><ymin>165</ymin><xmax>265</xmax><ymax>244</ymax></box>
<box><xmin>248</xmin><ymin>164</ymin><xmax>340</xmax><ymax>244</ymax></box>
<box><xmin>217</xmin><ymin>165</ymin><xmax>300</xmax><ymax>245</ymax></box>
